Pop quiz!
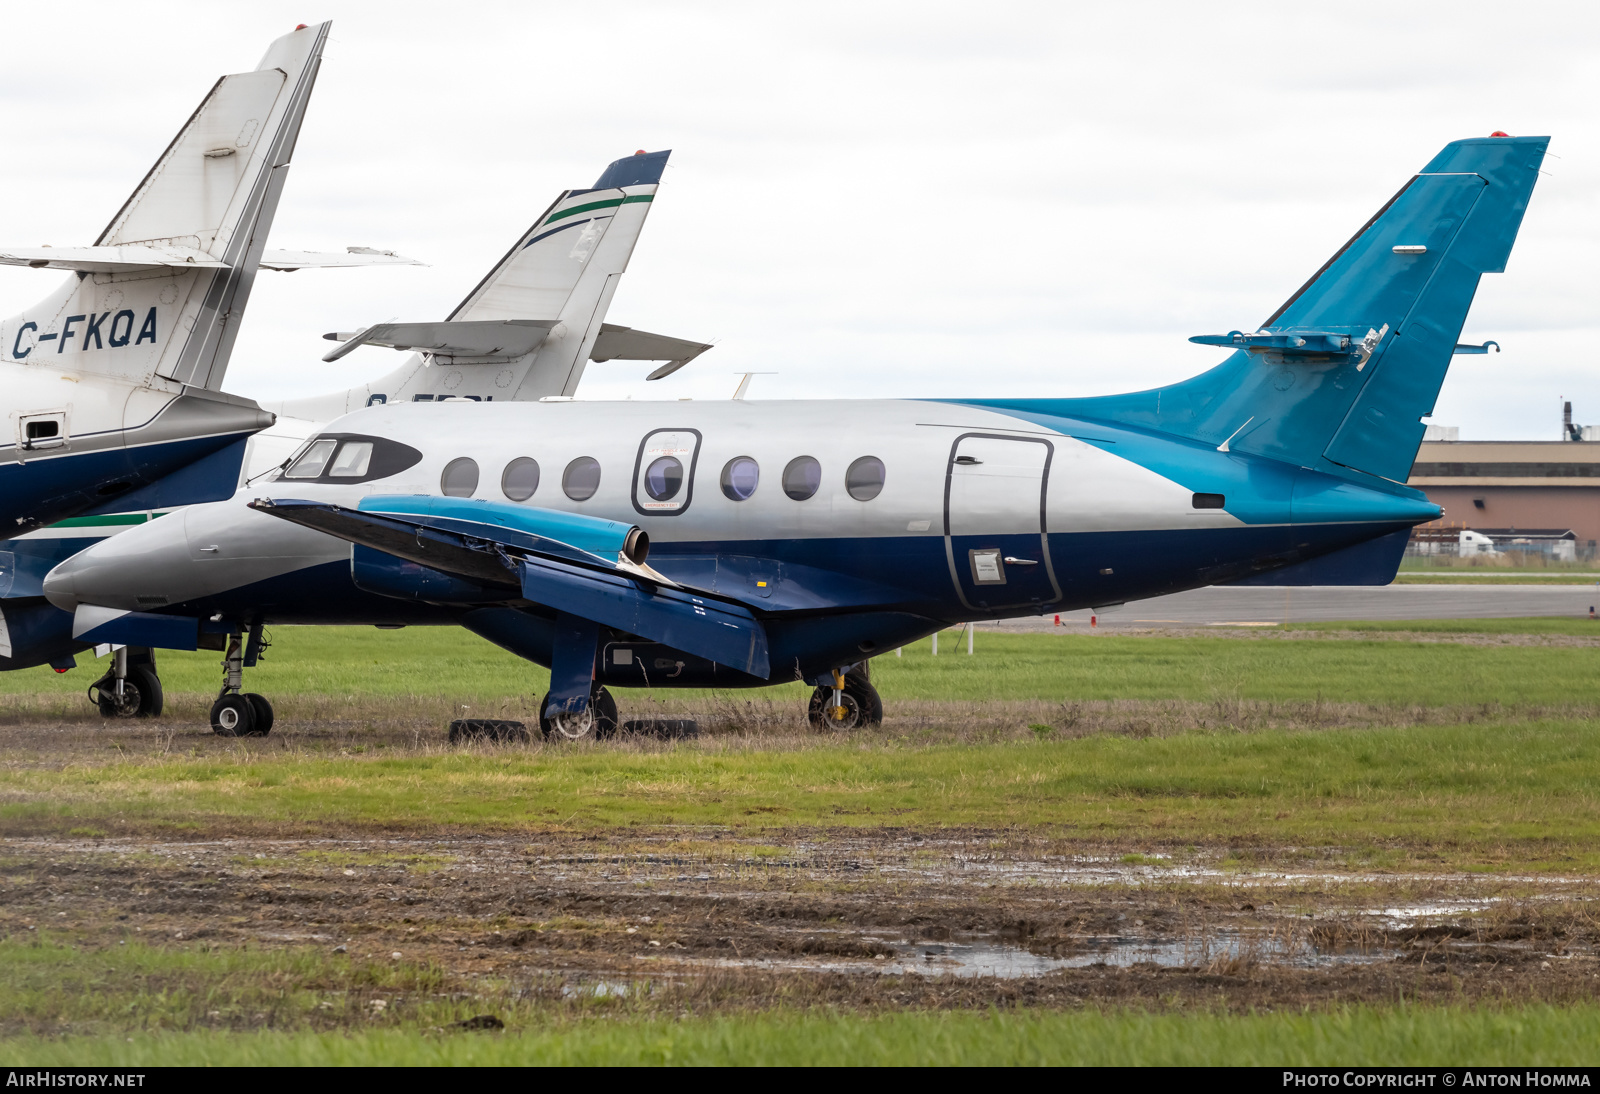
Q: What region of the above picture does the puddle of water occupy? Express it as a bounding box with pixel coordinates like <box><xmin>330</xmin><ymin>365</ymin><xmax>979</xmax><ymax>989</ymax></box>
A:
<box><xmin>561</xmin><ymin>979</ymin><xmax>637</xmax><ymax>999</ymax></box>
<box><xmin>692</xmin><ymin>931</ymin><xmax>1390</xmax><ymax>979</ymax></box>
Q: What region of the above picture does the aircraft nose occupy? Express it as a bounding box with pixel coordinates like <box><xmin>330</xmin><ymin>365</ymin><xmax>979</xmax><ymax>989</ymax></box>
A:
<box><xmin>42</xmin><ymin>512</ymin><xmax>195</xmax><ymax>613</ymax></box>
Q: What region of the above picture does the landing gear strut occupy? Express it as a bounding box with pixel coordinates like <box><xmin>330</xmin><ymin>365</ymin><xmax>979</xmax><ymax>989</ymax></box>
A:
<box><xmin>89</xmin><ymin>646</ymin><xmax>163</xmax><ymax>719</ymax></box>
<box><xmin>807</xmin><ymin>663</ymin><xmax>882</xmax><ymax>731</ymax></box>
<box><xmin>210</xmin><ymin>623</ymin><xmax>273</xmax><ymax>737</ymax></box>
<box><xmin>539</xmin><ymin>685</ymin><xmax>618</xmax><ymax>741</ymax></box>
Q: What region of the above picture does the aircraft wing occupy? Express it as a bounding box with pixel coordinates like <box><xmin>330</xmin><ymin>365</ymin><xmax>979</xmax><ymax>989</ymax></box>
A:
<box><xmin>249</xmin><ymin>496</ymin><xmax>770</xmax><ymax>677</ymax></box>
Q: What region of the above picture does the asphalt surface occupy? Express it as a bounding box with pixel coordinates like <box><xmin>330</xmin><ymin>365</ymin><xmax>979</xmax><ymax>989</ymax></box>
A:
<box><xmin>980</xmin><ymin>583</ymin><xmax>1600</xmax><ymax>629</ymax></box>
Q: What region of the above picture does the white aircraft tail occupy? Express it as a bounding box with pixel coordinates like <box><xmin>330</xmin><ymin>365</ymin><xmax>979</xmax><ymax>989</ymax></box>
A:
<box><xmin>0</xmin><ymin>22</ymin><xmax>328</xmax><ymax>392</ymax></box>
<box><xmin>278</xmin><ymin>150</ymin><xmax>710</xmax><ymax>421</ymax></box>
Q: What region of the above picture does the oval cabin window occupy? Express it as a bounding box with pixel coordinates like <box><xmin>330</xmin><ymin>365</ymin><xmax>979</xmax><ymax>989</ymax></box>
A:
<box><xmin>502</xmin><ymin>457</ymin><xmax>541</xmax><ymax>502</ymax></box>
<box><xmin>782</xmin><ymin>456</ymin><xmax>821</xmax><ymax>501</ymax></box>
<box><xmin>441</xmin><ymin>457</ymin><xmax>479</xmax><ymax>497</ymax></box>
<box><xmin>845</xmin><ymin>456</ymin><xmax>886</xmax><ymax>501</ymax></box>
<box><xmin>721</xmin><ymin>457</ymin><xmax>759</xmax><ymax>501</ymax></box>
<box><xmin>564</xmin><ymin>456</ymin><xmax>602</xmax><ymax>501</ymax></box>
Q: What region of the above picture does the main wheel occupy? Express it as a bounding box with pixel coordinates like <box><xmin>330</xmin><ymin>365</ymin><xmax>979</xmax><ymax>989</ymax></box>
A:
<box><xmin>243</xmin><ymin>693</ymin><xmax>274</xmax><ymax>736</ymax></box>
<box><xmin>210</xmin><ymin>694</ymin><xmax>255</xmax><ymax>737</ymax></box>
<box><xmin>540</xmin><ymin>687</ymin><xmax>618</xmax><ymax>741</ymax></box>
<box><xmin>807</xmin><ymin>674</ymin><xmax>883</xmax><ymax>730</ymax></box>
<box><xmin>808</xmin><ymin>686</ymin><xmax>863</xmax><ymax>730</ymax></box>
<box><xmin>94</xmin><ymin>675</ymin><xmax>143</xmax><ymax>719</ymax></box>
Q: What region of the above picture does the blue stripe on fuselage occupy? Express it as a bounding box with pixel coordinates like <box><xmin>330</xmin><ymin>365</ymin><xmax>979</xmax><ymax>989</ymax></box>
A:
<box><xmin>943</xmin><ymin>400</ymin><xmax>1440</xmax><ymax>527</ymax></box>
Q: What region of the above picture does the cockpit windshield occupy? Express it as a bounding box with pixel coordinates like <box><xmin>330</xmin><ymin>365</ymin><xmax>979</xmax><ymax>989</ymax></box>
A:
<box><xmin>276</xmin><ymin>434</ymin><xmax>422</xmax><ymax>485</ymax></box>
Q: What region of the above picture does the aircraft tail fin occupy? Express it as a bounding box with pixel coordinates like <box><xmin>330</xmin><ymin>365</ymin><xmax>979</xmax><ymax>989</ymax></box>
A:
<box><xmin>272</xmin><ymin>150</ymin><xmax>697</xmax><ymax>420</ymax></box>
<box><xmin>1061</xmin><ymin>135</ymin><xmax>1547</xmax><ymax>483</ymax></box>
<box><xmin>0</xmin><ymin>23</ymin><xmax>327</xmax><ymax>392</ymax></box>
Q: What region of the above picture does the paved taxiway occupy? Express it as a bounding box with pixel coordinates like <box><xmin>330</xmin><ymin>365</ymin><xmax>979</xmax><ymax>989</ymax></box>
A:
<box><xmin>983</xmin><ymin>583</ymin><xmax>1600</xmax><ymax>629</ymax></box>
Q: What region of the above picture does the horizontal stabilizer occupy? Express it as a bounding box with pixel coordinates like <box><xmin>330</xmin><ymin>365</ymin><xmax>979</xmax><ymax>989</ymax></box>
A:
<box><xmin>589</xmin><ymin>324</ymin><xmax>713</xmax><ymax>379</ymax></box>
<box><xmin>321</xmin><ymin>319</ymin><xmax>558</xmax><ymax>362</ymax></box>
<box><xmin>0</xmin><ymin>245</ymin><xmax>226</xmax><ymax>272</ymax></box>
<box><xmin>1</xmin><ymin>245</ymin><xmax>422</xmax><ymax>274</ymax></box>
<box><xmin>258</xmin><ymin>248</ymin><xmax>424</xmax><ymax>271</ymax></box>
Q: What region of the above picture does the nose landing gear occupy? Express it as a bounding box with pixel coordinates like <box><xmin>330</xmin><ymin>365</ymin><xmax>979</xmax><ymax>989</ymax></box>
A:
<box><xmin>89</xmin><ymin>647</ymin><xmax>163</xmax><ymax>719</ymax></box>
<box><xmin>209</xmin><ymin>624</ymin><xmax>273</xmax><ymax>737</ymax></box>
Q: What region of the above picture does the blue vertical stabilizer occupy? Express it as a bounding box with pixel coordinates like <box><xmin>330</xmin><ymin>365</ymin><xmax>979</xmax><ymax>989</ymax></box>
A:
<box><xmin>1014</xmin><ymin>136</ymin><xmax>1547</xmax><ymax>484</ymax></box>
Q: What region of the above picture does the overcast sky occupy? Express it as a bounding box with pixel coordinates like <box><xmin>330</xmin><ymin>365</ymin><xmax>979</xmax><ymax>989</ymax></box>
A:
<box><xmin>2</xmin><ymin>1</ymin><xmax>1597</xmax><ymax>438</ymax></box>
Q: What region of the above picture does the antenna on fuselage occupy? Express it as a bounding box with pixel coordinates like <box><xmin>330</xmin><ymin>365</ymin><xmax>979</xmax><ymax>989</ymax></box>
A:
<box><xmin>731</xmin><ymin>372</ymin><xmax>777</xmax><ymax>400</ymax></box>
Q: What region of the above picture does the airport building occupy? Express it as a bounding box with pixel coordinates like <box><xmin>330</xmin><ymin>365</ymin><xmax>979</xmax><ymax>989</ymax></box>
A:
<box><xmin>1405</xmin><ymin>418</ymin><xmax>1600</xmax><ymax>559</ymax></box>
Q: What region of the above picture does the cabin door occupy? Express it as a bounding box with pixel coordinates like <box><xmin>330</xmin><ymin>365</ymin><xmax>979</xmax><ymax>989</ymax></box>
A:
<box><xmin>944</xmin><ymin>433</ymin><xmax>1061</xmax><ymax>612</ymax></box>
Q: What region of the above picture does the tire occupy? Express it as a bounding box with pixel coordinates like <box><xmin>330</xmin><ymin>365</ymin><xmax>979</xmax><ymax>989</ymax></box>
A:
<box><xmin>132</xmin><ymin>666</ymin><xmax>163</xmax><ymax>718</ymax></box>
<box><xmin>847</xmin><ymin>674</ymin><xmax>883</xmax><ymax>726</ymax></box>
<box><xmin>243</xmin><ymin>693</ymin><xmax>273</xmax><ymax>736</ymax></box>
<box><xmin>807</xmin><ymin>675</ymin><xmax>882</xmax><ymax>730</ymax></box>
<box><xmin>94</xmin><ymin>675</ymin><xmax>143</xmax><ymax>719</ymax></box>
<box><xmin>539</xmin><ymin>687</ymin><xmax>618</xmax><ymax>741</ymax></box>
<box><xmin>210</xmin><ymin>693</ymin><xmax>255</xmax><ymax>737</ymax></box>
<box><xmin>448</xmin><ymin>719</ymin><xmax>529</xmax><ymax>744</ymax></box>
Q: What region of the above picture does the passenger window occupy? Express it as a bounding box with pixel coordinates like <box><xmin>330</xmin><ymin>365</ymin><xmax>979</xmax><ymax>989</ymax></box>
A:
<box><xmin>845</xmin><ymin>456</ymin><xmax>886</xmax><ymax>501</ymax></box>
<box><xmin>721</xmin><ymin>456</ymin><xmax>759</xmax><ymax>501</ymax></box>
<box><xmin>283</xmin><ymin>438</ymin><xmax>337</xmax><ymax>479</ymax></box>
<box><xmin>328</xmin><ymin>441</ymin><xmax>373</xmax><ymax>478</ymax></box>
<box><xmin>441</xmin><ymin>457</ymin><xmax>479</xmax><ymax>497</ymax></box>
<box><xmin>502</xmin><ymin>457</ymin><xmax>540</xmax><ymax>502</ymax></box>
<box><xmin>644</xmin><ymin>456</ymin><xmax>684</xmax><ymax>501</ymax></box>
<box><xmin>564</xmin><ymin>457</ymin><xmax>601</xmax><ymax>501</ymax></box>
<box><xmin>782</xmin><ymin>456</ymin><xmax>821</xmax><ymax>501</ymax></box>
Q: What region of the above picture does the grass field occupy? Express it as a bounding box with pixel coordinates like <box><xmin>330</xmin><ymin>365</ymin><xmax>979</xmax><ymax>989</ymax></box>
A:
<box><xmin>7</xmin><ymin>1006</ymin><xmax>1599</xmax><ymax>1066</ymax></box>
<box><xmin>4</xmin><ymin>618</ymin><xmax>1599</xmax><ymax>1065</ymax></box>
<box><xmin>5</xmin><ymin>620</ymin><xmax>1600</xmax><ymax>707</ymax></box>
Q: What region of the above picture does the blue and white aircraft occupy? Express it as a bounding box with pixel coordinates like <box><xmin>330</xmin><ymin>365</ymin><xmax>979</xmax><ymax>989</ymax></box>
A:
<box><xmin>0</xmin><ymin>22</ymin><xmax>412</xmax><ymax>539</ymax></box>
<box><xmin>40</xmin><ymin>136</ymin><xmax>1546</xmax><ymax>739</ymax></box>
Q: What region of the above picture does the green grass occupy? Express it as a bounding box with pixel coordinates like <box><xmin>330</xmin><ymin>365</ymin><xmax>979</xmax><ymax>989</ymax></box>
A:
<box><xmin>1293</xmin><ymin>617</ymin><xmax>1600</xmax><ymax>636</ymax></box>
<box><xmin>5</xmin><ymin>1007</ymin><xmax>1598</xmax><ymax>1065</ymax></box>
<box><xmin>6</xmin><ymin>624</ymin><xmax>1600</xmax><ymax>706</ymax></box>
<box><xmin>5</xmin><ymin>719</ymin><xmax>1599</xmax><ymax>865</ymax></box>
<box><xmin>1394</xmin><ymin>574</ymin><xmax>1600</xmax><ymax>584</ymax></box>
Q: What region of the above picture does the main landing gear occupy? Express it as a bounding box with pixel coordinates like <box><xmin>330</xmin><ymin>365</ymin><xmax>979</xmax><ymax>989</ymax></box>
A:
<box><xmin>540</xmin><ymin>685</ymin><xmax>618</xmax><ymax>741</ymax></box>
<box><xmin>807</xmin><ymin>663</ymin><xmax>882</xmax><ymax>731</ymax></box>
<box><xmin>210</xmin><ymin>626</ymin><xmax>274</xmax><ymax>738</ymax></box>
<box><xmin>88</xmin><ymin>647</ymin><xmax>163</xmax><ymax>719</ymax></box>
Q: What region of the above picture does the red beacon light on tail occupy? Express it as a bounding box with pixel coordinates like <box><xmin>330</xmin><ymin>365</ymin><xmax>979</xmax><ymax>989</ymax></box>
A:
<box><xmin>1490</xmin><ymin>131</ymin><xmax>1512</xmax><ymax>137</ymax></box>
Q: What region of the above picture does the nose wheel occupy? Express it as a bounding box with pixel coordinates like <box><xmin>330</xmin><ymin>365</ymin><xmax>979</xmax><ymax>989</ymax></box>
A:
<box><xmin>88</xmin><ymin>647</ymin><xmax>163</xmax><ymax>719</ymax></box>
<box><xmin>210</xmin><ymin>625</ymin><xmax>273</xmax><ymax>737</ymax></box>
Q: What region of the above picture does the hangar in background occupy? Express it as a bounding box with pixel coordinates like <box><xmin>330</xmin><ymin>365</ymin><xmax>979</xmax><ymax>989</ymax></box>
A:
<box><xmin>1407</xmin><ymin>423</ymin><xmax>1600</xmax><ymax>558</ymax></box>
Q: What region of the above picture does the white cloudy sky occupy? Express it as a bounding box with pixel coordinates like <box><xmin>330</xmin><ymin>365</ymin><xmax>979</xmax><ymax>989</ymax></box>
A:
<box><xmin>1</xmin><ymin>0</ymin><xmax>1597</xmax><ymax>438</ymax></box>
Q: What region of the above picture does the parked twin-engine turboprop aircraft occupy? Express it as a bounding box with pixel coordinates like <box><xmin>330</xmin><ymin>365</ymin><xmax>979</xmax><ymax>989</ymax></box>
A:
<box><xmin>0</xmin><ymin>145</ymin><xmax>707</xmax><ymax>703</ymax></box>
<box><xmin>37</xmin><ymin>135</ymin><xmax>1547</xmax><ymax>739</ymax></box>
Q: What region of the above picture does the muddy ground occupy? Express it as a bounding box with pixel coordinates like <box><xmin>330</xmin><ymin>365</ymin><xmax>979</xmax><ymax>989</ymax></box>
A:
<box><xmin>4</xmin><ymin>827</ymin><xmax>1598</xmax><ymax>1017</ymax></box>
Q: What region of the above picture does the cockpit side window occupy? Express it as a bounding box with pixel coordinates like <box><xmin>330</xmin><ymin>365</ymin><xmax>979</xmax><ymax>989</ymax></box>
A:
<box><xmin>328</xmin><ymin>441</ymin><xmax>374</xmax><ymax>478</ymax></box>
<box><xmin>277</xmin><ymin>434</ymin><xmax>423</xmax><ymax>485</ymax></box>
<box><xmin>283</xmin><ymin>438</ymin><xmax>337</xmax><ymax>479</ymax></box>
